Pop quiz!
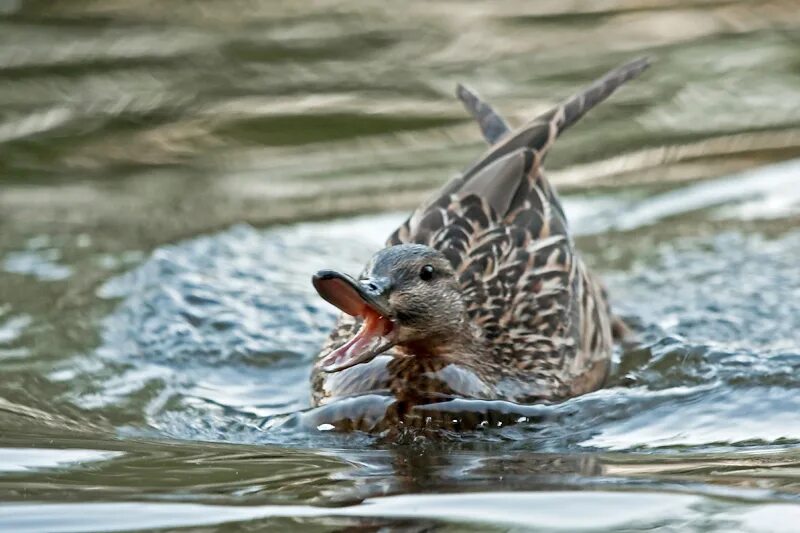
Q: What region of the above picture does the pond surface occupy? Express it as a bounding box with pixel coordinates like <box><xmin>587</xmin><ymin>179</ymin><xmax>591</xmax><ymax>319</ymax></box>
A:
<box><xmin>2</xmin><ymin>1</ymin><xmax>800</xmax><ymax>531</ymax></box>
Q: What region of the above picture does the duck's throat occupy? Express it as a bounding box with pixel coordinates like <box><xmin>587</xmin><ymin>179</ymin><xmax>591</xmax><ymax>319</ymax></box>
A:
<box><xmin>396</xmin><ymin>327</ymin><xmax>485</xmax><ymax>365</ymax></box>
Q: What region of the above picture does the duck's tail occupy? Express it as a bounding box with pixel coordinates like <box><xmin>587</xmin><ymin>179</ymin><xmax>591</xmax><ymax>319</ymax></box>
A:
<box><xmin>462</xmin><ymin>57</ymin><xmax>651</xmax><ymax>180</ymax></box>
<box><xmin>456</xmin><ymin>84</ymin><xmax>511</xmax><ymax>145</ymax></box>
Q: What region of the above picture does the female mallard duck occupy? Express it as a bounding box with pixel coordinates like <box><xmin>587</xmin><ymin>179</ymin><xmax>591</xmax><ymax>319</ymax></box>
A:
<box><xmin>310</xmin><ymin>58</ymin><xmax>649</xmax><ymax>414</ymax></box>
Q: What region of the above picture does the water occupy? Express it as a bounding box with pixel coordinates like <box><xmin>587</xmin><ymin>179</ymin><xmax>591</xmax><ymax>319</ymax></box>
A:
<box><xmin>2</xmin><ymin>1</ymin><xmax>800</xmax><ymax>531</ymax></box>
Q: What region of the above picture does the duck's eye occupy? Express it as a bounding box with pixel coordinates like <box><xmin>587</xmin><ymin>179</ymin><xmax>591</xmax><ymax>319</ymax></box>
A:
<box><xmin>419</xmin><ymin>264</ymin><xmax>434</xmax><ymax>281</ymax></box>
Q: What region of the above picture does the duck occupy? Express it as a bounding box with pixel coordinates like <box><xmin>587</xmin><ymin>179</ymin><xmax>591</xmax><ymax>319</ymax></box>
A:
<box><xmin>309</xmin><ymin>57</ymin><xmax>649</xmax><ymax>415</ymax></box>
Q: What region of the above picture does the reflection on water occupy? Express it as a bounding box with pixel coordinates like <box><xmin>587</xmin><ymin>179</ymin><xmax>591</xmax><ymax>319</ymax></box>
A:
<box><xmin>6</xmin><ymin>491</ymin><xmax>800</xmax><ymax>533</ymax></box>
<box><xmin>0</xmin><ymin>448</ymin><xmax>122</xmax><ymax>473</ymax></box>
<box><xmin>1</xmin><ymin>1</ymin><xmax>800</xmax><ymax>531</ymax></box>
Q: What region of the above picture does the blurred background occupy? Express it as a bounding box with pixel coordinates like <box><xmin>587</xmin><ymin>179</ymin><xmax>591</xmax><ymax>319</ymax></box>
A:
<box><xmin>2</xmin><ymin>1</ymin><xmax>800</xmax><ymax>531</ymax></box>
<box><xmin>3</xmin><ymin>1</ymin><xmax>800</xmax><ymax>246</ymax></box>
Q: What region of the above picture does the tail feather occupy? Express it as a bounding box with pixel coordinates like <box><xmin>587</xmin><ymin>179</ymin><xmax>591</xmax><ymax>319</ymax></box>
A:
<box><xmin>456</xmin><ymin>83</ymin><xmax>511</xmax><ymax>144</ymax></box>
<box><xmin>462</xmin><ymin>57</ymin><xmax>651</xmax><ymax>181</ymax></box>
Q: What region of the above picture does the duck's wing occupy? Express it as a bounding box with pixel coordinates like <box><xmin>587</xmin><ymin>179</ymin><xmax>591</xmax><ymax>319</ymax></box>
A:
<box><xmin>456</xmin><ymin>84</ymin><xmax>511</xmax><ymax>144</ymax></box>
<box><xmin>389</xmin><ymin>57</ymin><xmax>650</xmax><ymax>248</ymax></box>
<box><xmin>461</xmin><ymin>56</ymin><xmax>651</xmax><ymax>181</ymax></box>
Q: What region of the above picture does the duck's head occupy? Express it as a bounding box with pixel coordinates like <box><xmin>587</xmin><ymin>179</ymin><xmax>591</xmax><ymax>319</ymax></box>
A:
<box><xmin>313</xmin><ymin>244</ymin><xmax>466</xmax><ymax>372</ymax></box>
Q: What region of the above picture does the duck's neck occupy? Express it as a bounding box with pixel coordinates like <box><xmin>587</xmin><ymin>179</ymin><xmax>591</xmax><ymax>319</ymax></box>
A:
<box><xmin>396</xmin><ymin>322</ymin><xmax>488</xmax><ymax>371</ymax></box>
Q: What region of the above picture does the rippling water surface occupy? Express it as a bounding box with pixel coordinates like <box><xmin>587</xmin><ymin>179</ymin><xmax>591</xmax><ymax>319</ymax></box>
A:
<box><xmin>2</xmin><ymin>1</ymin><xmax>800</xmax><ymax>531</ymax></box>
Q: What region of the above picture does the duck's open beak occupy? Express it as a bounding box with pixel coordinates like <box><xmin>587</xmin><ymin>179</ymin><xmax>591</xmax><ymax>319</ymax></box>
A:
<box><xmin>312</xmin><ymin>270</ymin><xmax>396</xmax><ymax>373</ymax></box>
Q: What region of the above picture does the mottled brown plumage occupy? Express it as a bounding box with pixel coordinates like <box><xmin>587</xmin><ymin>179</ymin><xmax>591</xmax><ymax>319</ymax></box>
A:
<box><xmin>311</xmin><ymin>58</ymin><xmax>650</xmax><ymax>418</ymax></box>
